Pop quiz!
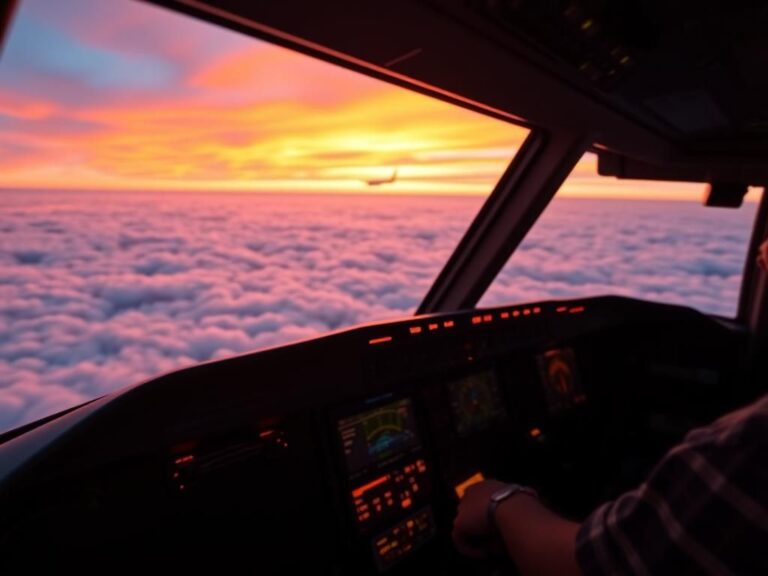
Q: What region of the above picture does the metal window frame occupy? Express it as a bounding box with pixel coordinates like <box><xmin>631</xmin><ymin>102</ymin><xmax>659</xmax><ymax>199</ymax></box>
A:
<box><xmin>417</xmin><ymin>129</ymin><xmax>590</xmax><ymax>314</ymax></box>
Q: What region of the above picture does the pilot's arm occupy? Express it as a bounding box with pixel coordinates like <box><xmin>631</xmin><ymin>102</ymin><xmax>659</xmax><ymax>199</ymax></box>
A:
<box><xmin>453</xmin><ymin>480</ymin><xmax>581</xmax><ymax>575</ymax></box>
<box><xmin>453</xmin><ymin>395</ymin><xmax>768</xmax><ymax>575</ymax></box>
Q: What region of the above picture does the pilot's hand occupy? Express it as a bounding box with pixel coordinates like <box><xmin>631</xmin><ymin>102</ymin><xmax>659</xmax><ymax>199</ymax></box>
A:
<box><xmin>452</xmin><ymin>479</ymin><xmax>508</xmax><ymax>558</ymax></box>
<box><xmin>758</xmin><ymin>240</ymin><xmax>768</xmax><ymax>272</ymax></box>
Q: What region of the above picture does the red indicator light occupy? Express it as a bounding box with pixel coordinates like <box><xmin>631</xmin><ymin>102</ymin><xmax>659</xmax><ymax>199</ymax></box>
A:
<box><xmin>409</xmin><ymin>326</ymin><xmax>422</xmax><ymax>334</ymax></box>
<box><xmin>174</xmin><ymin>455</ymin><xmax>195</xmax><ymax>465</ymax></box>
<box><xmin>512</xmin><ymin>310</ymin><xmax>521</xmax><ymax>318</ymax></box>
<box><xmin>471</xmin><ymin>316</ymin><xmax>482</xmax><ymax>325</ymax></box>
<box><xmin>352</xmin><ymin>475</ymin><xmax>390</xmax><ymax>498</ymax></box>
<box><xmin>556</xmin><ymin>306</ymin><xmax>568</xmax><ymax>313</ymax></box>
<box><xmin>529</xmin><ymin>427</ymin><xmax>542</xmax><ymax>439</ymax></box>
<box><xmin>259</xmin><ymin>429</ymin><xmax>275</xmax><ymax>439</ymax></box>
<box><xmin>523</xmin><ymin>308</ymin><xmax>531</xmax><ymax>316</ymax></box>
<box><xmin>369</xmin><ymin>336</ymin><xmax>393</xmax><ymax>345</ymax></box>
<box><xmin>401</xmin><ymin>497</ymin><xmax>413</xmax><ymax>509</ymax></box>
<box><xmin>500</xmin><ymin>312</ymin><xmax>510</xmax><ymax>319</ymax></box>
<box><xmin>533</xmin><ymin>307</ymin><xmax>542</xmax><ymax>314</ymax></box>
<box><xmin>428</xmin><ymin>323</ymin><xmax>438</xmax><ymax>331</ymax></box>
<box><xmin>483</xmin><ymin>314</ymin><xmax>493</xmax><ymax>322</ymax></box>
<box><xmin>443</xmin><ymin>320</ymin><xmax>455</xmax><ymax>328</ymax></box>
<box><xmin>570</xmin><ymin>306</ymin><xmax>586</xmax><ymax>314</ymax></box>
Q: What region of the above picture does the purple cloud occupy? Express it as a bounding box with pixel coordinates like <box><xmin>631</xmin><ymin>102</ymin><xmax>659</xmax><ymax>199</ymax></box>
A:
<box><xmin>0</xmin><ymin>191</ymin><xmax>759</xmax><ymax>433</ymax></box>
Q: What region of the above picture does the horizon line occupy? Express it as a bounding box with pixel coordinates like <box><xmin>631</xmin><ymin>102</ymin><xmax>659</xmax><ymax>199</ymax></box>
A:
<box><xmin>0</xmin><ymin>185</ymin><xmax>762</xmax><ymax>204</ymax></box>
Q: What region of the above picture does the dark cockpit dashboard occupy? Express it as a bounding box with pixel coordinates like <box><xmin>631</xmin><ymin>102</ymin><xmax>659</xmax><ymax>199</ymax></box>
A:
<box><xmin>0</xmin><ymin>296</ymin><xmax>751</xmax><ymax>573</ymax></box>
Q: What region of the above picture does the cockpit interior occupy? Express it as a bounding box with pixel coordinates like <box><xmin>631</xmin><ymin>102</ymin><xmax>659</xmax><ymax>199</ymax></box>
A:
<box><xmin>1</xmin><ymin>1</ymin><xmax>766</xmax><ymax>573</ymax></box>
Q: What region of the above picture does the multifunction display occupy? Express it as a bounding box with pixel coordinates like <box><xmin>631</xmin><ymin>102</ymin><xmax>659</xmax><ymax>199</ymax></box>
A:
<box><xmin>448</xmin><ymin>370</ymin><xmax>507</xmax><ymax>436</ymax></box>
<box><xmin>537</xmin><ymin>348</ymin><xmax>586</xmax><ymax>414</ymax></box>
<box><xmin>338</xmin><ymin>398</ymin><xmax>420</xmax><ymax>474</ymax></box>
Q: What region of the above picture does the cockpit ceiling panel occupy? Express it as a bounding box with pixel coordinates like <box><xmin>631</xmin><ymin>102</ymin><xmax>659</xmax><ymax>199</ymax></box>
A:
<box><xmin>468</xmin><ymin>1</ymin><xmax>768</xmax><ymax>141</ymax></box>
<box><xmin>147</xmin><ymin>0</ymin><xmax>768</xmax><ymax>161</ymax></box>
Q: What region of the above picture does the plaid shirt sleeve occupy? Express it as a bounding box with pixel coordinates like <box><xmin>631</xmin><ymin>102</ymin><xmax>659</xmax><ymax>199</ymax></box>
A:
<box><xmin>576</xmin><ymin>395</ymin><xmax>768</xmax><ymax>576</ymax></box>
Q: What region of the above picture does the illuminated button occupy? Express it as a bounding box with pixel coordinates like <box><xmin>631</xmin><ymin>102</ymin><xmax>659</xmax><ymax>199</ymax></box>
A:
<box><xmin>483</xmin><ymin>314</ymin><xmax>492</xmax><ymax>322</ymax></box>
<box><xmin>455</xmin><ymin>472</ymin><xmax>485</xmax><ymax>498</ymax></box>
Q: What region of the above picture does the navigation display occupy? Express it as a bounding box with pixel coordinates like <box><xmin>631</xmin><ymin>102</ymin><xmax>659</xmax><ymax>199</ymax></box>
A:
<box><xmin>448</xmin><ymin>371</ymin><xmax>507</xmax><ymax>436</ymax></box>
<box><xmin>537</xmin><ymin>348</ymin><xmax>585</xmax><ymax>414</ymax></box>
<box><xmin>338</xmin><ymin>398</ymin><xmax>420</xmax><ymax>474</ymax></box>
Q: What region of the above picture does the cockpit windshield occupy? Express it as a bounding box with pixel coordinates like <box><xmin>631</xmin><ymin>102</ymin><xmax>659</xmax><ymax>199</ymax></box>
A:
<box><xmin>480</xmin><ymin>153</ymin><xmax>763</xmax><ymax>317</ymax></box>
<box><xmin>0</xmin><ymin>0</ymin><xmax>528</xmax><ymax>431</ymax></box>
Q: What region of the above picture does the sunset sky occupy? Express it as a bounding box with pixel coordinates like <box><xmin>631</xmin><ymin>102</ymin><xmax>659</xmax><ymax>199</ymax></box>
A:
<box><xmin>0</xmin><ymin>0</ymin><xmax>759</xmax><ymax>201</ymax></box>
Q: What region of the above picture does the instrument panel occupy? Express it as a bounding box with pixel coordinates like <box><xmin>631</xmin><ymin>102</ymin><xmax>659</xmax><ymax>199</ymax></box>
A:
<box><xmin>0</xmin><ymin>296</ymin><xmax>747</xmax><ymax>573</ymax></box>
<box><xmin>333</xmin><ymin>352</ymin><xmax>589</xmax><ymax>572</ymax></box>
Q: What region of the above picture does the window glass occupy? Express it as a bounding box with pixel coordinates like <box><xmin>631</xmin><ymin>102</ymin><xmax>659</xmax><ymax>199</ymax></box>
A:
<box><xmin>480</xmin><ymin>153</ymin><xmax>762</xmax><ymax>317</ymax></box>
<box><xmin>0</xmin><ymin>0</ymin><xmax>528</xmax><ymax>431</ymax></box>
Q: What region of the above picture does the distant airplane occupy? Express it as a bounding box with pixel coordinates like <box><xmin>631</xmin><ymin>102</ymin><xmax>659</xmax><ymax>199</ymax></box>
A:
<box><xmin>365</xmin><ymin>168</ymin><xmax>398</xmax><ymax>186</ymax></box>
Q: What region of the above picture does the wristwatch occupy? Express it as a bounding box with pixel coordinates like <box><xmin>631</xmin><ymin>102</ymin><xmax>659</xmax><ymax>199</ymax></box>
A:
<box><xmin>487</xmin><ymin>483</ymin><xmax>538</xmax><ymax>529</ymax></box>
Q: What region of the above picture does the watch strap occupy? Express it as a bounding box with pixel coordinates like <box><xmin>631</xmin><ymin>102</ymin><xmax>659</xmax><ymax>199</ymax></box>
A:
<box><xmin>487</xmin><ymin>483</ymin><xmax>538</xmax><ymax>529</ymax></box>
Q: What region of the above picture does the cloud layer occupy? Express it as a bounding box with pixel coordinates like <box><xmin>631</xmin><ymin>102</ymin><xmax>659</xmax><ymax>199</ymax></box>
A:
<box><xmin>0</xmin><ymin>192</ymin><xmax>758</xmax><ymax>432</ymax></box>
<box><xmin>481</xmin><ymin>198</ymin><xmax>757</xmax><ymax>314</ymax></box>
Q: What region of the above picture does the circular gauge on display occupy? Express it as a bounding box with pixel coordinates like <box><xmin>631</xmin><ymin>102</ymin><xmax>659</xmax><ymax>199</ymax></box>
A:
<box><xmin>448</xmin><ymin>371</ymin><xmax>507</xmax><ymax>437</ymax></box>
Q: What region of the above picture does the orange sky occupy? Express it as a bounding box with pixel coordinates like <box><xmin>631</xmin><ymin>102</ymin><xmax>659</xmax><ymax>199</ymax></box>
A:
<box><xmin>0</xmin><ymin>0</ymin><xmax>762</xmax><ymax>203</ymax></box>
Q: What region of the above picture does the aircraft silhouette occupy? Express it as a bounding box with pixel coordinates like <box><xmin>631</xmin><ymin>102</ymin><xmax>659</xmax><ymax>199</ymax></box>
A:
<box><xmin>365</xmin><ymin>168</ymin><xmax>398</xmax><ymax>186</ymax></box>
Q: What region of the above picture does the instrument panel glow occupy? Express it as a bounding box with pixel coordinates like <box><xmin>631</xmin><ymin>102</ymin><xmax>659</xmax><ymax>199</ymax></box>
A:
<box><xmin>338</xmin><ymin>398</ymin><xmax>420</xmax><ymax>474</ymax></box>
